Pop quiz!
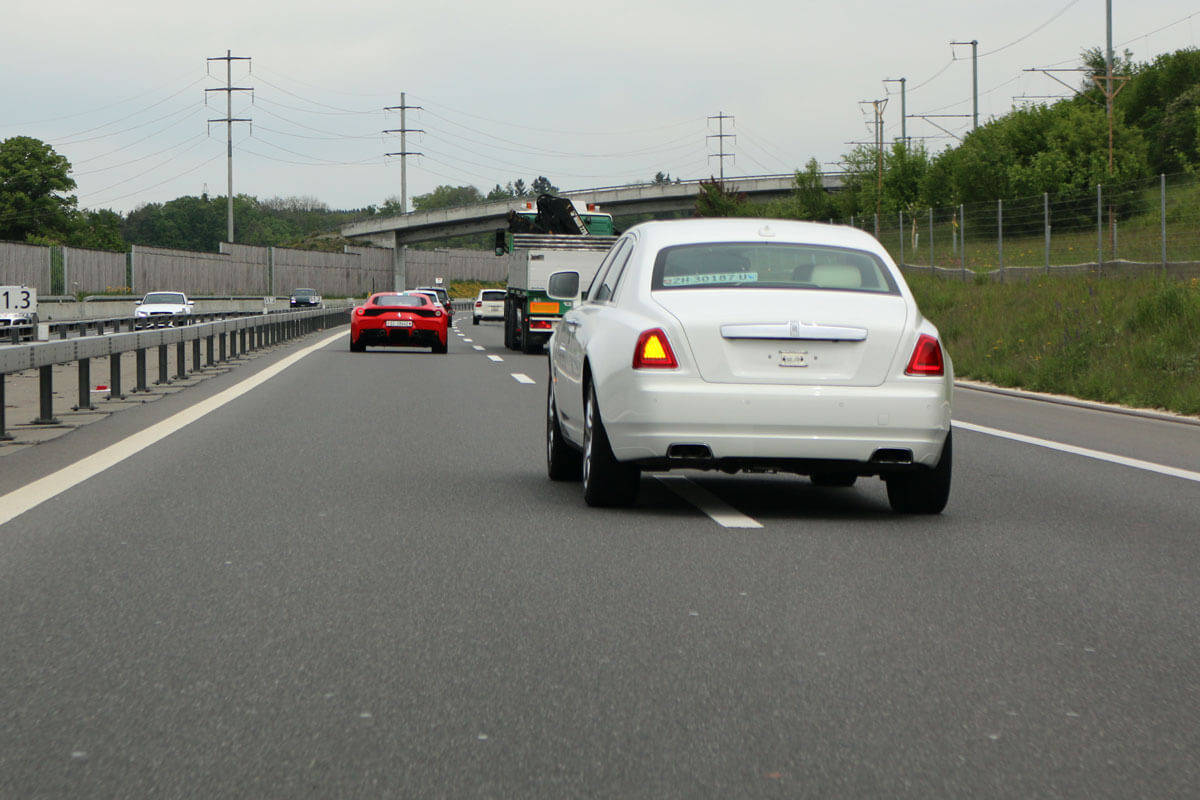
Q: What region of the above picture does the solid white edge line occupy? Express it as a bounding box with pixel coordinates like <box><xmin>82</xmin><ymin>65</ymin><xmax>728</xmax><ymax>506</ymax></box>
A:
<box><xmin>953</xmin><ymin>420</ymin><xmax>1200</xmax><ymax>484</ymax></box>
<box><xmin>656</xmin><ymin>475</ymin><xmax>763</xmax><ymax>529</ymax></box>
<box><xmin>0</xmin><ymin>330</ymin><xmax>346</xmax><ymax>528</ymax></box>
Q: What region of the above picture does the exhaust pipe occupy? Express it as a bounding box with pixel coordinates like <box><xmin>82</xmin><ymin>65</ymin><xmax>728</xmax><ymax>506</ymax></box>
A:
<box><xmin>667</xmin><ymin>444</ymin><xmax>713</xmax><ymax>459</ymax></box>
<box><xmin>870</xmin><ymin>448</ymin><xmax>913</xmax><ymax>464</ymax></box>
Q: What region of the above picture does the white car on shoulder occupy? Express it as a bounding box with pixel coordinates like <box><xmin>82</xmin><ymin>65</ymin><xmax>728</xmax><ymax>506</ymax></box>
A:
<box><xmin>473</xmin><ymin>288</ymin><xmax>505</xmax><ymax>325</ymax></box>
<box><xmin>135</xmin><ymin>291</ymin><xmax>194</xmax><ymax>327</ymax></box>
<box><xmin>545</xmin><ymin>218</ymin><xmax>954</xmax><ymax>512</ymax></box>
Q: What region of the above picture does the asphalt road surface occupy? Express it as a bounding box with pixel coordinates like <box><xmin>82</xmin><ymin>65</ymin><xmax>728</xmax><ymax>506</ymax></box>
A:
<box><xmin>2</xmin><ymin>318</ymin><xmax>1198</xmax><ymax>798</ymax></box>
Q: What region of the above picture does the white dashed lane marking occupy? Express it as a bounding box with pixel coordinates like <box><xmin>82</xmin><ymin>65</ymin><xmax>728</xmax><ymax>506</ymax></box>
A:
<box><xmin>656</xmin><ymin>475</ymin><xmax>763</xmax><ymax>529</ymax></box>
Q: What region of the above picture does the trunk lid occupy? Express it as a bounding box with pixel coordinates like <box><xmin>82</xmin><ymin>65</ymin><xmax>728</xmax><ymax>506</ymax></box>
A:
<box><xmin>653</xmin><ymin>288</ymin><xmax>909</xmax><ymax>386</ymax></box>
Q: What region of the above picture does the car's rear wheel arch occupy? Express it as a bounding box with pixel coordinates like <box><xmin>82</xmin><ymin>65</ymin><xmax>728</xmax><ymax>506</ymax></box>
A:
<box><xmin>581</xmin><ymin>359</ymin><xmax>594</xmax><ymax>403</ymax></box>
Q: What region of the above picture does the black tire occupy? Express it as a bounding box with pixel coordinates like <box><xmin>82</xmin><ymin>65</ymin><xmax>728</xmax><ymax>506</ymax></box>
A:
<box><xmin>811</xmin><ymin>472</ymin><xmax>858</xmax><ymax>487</ymax></box>
<box><xmin>521</xmin><ymin>322</ymin><xmax>542</xmax><ymax>355</ymax></box>
<box><xmin>432</xmin><ymin>339</ymin><xmax>448</xmax><ymax>354</ymax></box>
<box><xmin>472</xmin><ymin>316</ymin><xmax>480</xmax><ymax>326</ymax></box>
<box><xmin>350</xmin><ymin>335</ymin><xmax>366</xmax><ymax>353</ymax></box>
<box><xmin>504</xmin><ymin>302</ymin><xmax>516</xmax><ymax>350</ymax></box>
<box><xmin>582</xmin><ymin>384</ymin><xmax>640</xmax><ymax>507</ymax></box>
<box><xmin>886</xmin><ymin>430</ymin><xmax>952</xmax><ymax>514</ymax></box>
<box><xmin>547</xmin><ymin>373</ymin><xmax>582</xmax><ymax>481</ymax></box>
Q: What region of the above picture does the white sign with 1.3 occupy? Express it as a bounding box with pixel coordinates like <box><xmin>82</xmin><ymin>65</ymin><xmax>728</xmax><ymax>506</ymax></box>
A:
<box><xmin>1</xmin><ymin>286</ymin><xmax>38</xmax><ymax>314</ymax></box>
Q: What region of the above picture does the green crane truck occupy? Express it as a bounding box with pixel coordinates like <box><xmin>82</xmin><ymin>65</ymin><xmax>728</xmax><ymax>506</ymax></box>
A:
<box><xmin>497</xmin><ymin>195</ymin><xmax>618</xmax><ymax>354</ymax></box>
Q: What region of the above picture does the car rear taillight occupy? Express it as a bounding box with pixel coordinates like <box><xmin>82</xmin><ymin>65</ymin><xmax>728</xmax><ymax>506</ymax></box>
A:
<box><xmin>633</xmin><ymin>329</ymin><xmax>678</xmax><ymax>369</ymax></box>
<box><xmin>354</xmin><ymin>307</ymin><xmax>365</xmax><ymax>316</ymax></box>
<box><xmin>475</xmin><ymin>301</ymin><xmax>482</xmax><ymax>308</ymax></box>
<box><xmin>905</xmin><ymin>334</ymin><xmax>945</xmax><ymax>376</ymax></box>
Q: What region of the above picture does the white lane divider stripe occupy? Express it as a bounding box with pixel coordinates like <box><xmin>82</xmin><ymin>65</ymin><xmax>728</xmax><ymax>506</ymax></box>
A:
<box><xmin>953</xmin><ymin>420</ymin><xmax>1200</xmax><ymax>483</ymax></box>
<box><xmin>0</xmin><ymin>330</ymin><xmax>346</xmax><ymax>528</ymax></box>
<box><xmin>511</xmin><ymin>373</ymin><xmax>535</xmax><ymax>385</ymax></box>
<box><xmin>473</xmin><ymin>346</ymin><xmax>485</xmax><ymax>351</ymax></box>
<box><xmin>488</xmin><ymin>355</ymin><xmax>504</xmax><ymax>362</ymax></box>
<box><xmin>656</xmin><ymin>475</ymin><xmax>763</xmax><ymax>529</ymax></box>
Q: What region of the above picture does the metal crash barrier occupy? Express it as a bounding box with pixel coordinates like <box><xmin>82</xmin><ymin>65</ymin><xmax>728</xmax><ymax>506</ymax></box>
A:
<box><xmin>0</xmin><ymin>306</ymin><xmax>350</xmax><ymax>441</ymax></box>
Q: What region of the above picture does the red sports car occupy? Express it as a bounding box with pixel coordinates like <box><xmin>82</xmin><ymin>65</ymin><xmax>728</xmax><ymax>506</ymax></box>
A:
<box><xmin>350</xmin><ymin>292</ymin><xmax>449</xmax><ymax>354</ymax></box>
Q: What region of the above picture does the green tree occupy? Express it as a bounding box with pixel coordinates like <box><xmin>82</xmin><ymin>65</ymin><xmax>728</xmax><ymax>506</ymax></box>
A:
<box><xmin>530</xmin><ymin>176</ymin><xmax>557</xmax><ymax>195</ymax></box>
<box><xmin>766</xmin><ymin>158</ymin><xmax>834</xmax><ymax>221</ymax></box>
<box><xmin>486</xmin><ymin>184</ymin><xmax>513</xmax><ymax>201</ymax></box>
<box><xmin>833</xmin><ymin>141</ymin><xmax>934</xmax><ymax>223</ymax></box>
<box><xmin>0</xmin><ymin>136</ymin><xmax>77</xmax><ymax>242</ymax></box>
<box><xmin>121</xmin><ymin>195</ymin><xmax>225</xmax><ymax>250</ymax></box>
<box><xmin>832</xmin><ymin>143</ymin><xmax>881</xmax><ymax>221</ymax></box>
<box><xmin>1006</xmin><ymin>102</ymin><xmax>1147</xmax><ymax>197</ymax></box>
<box><xmin>412</xmin><ymin>185</ymin><xmax>482</xmax><ymax>211</ymax></box>
<box><xmin>68</xmin><ymin>209</ymin><xmax>126</xmax><ymax>250</ymax></box>
<box><xmin>378</xmin><ymin>196</ymin><xmax>405</xmax><ymax>215</ymax></box>
<box><xmin>1066</xmin><ymin>47</ymin><xmax>1200</xmax><ymax>173</ymax></box>
<box><xmin>695</xmin><ymin>178</ymin><xmax>750</xmax><ymax>217</ymax></box>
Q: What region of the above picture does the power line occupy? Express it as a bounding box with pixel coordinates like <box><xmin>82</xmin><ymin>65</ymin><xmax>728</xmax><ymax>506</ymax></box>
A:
<box><xmin>384</xmin><ymin>92</ymin><xmax>423</xmax><ymax>215</ymax></box>
<box><xmin>206</xmin><ymin>50</ymin><xmax>252</xmax><ymax>242</ymax></box>
<box><xmin>707</xmin><ymin>112</ymin><xmax>735</xmax><ymax>181</ymax></box>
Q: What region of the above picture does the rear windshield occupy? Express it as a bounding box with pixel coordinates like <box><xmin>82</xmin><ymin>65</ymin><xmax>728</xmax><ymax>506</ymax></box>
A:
<box><xmin>373</xmin><ymin>294</ymin><xmax>426</xmax><ymax>307</ymax></box>
<box><xmin>481</xmin><ymin>291</ymin><xmax>505</xmax><ymax>301</ymax></box>
<box><xmin>652</xmin><ymin>242</ymin><xmax>898</xmax><ymax>294</ymax></box>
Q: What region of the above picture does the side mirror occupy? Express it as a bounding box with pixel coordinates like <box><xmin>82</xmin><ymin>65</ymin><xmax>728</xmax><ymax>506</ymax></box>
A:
<box><xmin>546</xmin><ymin>271</ymin><xmax>580</xmax><ymax>300</ymax></box>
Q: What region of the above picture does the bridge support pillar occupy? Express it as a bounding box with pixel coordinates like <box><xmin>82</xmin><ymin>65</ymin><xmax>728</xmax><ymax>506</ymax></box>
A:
<box><xmin>392</xmin><ymin>233</ymin><xmax>407</xmax><ymax>291</ymax></box>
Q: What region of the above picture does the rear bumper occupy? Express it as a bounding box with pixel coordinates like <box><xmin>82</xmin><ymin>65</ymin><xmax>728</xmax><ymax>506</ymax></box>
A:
<box><xmin>352</xmin><ymin>320</ymin><xmax>446</xmax><ymax>347</ymax></box>
<box><xmin>135</xmin><ymin>313</ymin><xmax>188</xmax><ymax>327</ymax></box>
<box><xmin>599</xmin><ymin>374</ymin><xmax>951</xmax><ymax>469</ymax></box>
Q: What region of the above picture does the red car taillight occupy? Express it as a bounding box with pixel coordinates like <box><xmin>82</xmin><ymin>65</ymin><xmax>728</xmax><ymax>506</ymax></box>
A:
<box><xmin>354</xmin><ymin>307</ymin><xmax>365</xmax><ymax>316</ymax></box>
<box><xmin>905</xmin><ymin>334</ymin><xmax>945</xmax><ymax>376</ymax></box>
<box><xmin>633</xmin><ymin>329</ymin><xmax>678</xmax><ymax>369</ymax></box>
<box><xmin>475</xmin><ymin>301</ymin><xmax>482</xmax><ymax>308</ymax></box>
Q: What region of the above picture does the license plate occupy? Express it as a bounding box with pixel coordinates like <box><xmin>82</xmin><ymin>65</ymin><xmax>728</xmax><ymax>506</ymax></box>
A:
<box><xmin>386</xmin><ymin>320</ymin><xmax>413</xmax><ymax>327</ymax></box>
<box><xmin>778</xmin><ymin>351</ymin><xmax>809</xmax><ymax>367</ymax></box>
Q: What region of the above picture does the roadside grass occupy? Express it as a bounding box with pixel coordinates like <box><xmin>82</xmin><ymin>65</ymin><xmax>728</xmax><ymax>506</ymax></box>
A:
<box><xmin>447</xmin><ymin>279</ymin><xmax>504</xmax><ymax>299</ymax></box>
<box><xmin>907</xmin><ymin>273</ymin><xmax>1200</xmax><ymax>416</ymax></box>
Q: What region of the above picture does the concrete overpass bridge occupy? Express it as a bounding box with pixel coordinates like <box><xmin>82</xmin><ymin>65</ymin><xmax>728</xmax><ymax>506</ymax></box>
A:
<box><xmin>341</xmin><ymin>173</ymin><xmax>845</xmax><ymax>249</ymax></box>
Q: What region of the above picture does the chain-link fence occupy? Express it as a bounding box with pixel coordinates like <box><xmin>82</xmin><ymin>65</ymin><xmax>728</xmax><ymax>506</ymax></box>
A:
<box><xmin>841</xmin><ymin>172</ymin><xmax>1200</xmax><ymax>280</ymax></box>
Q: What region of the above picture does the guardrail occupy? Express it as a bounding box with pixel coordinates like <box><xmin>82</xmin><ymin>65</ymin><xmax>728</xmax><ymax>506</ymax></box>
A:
<box><xmin>0</xmin><ymin>305</ymin><xmax>350</xmax><ymax>441</ymax></box>
<box><xmin>3</xmin><ymin>309</ymin><xmax>281</xmax><ymax>345</ymax></box>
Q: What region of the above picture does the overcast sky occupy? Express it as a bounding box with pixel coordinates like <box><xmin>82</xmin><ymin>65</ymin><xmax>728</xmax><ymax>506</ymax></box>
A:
<box><xmin>3</xmin><ymin>1</ymin><xmax>1197</xmax><ymax>216</ymax></box>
